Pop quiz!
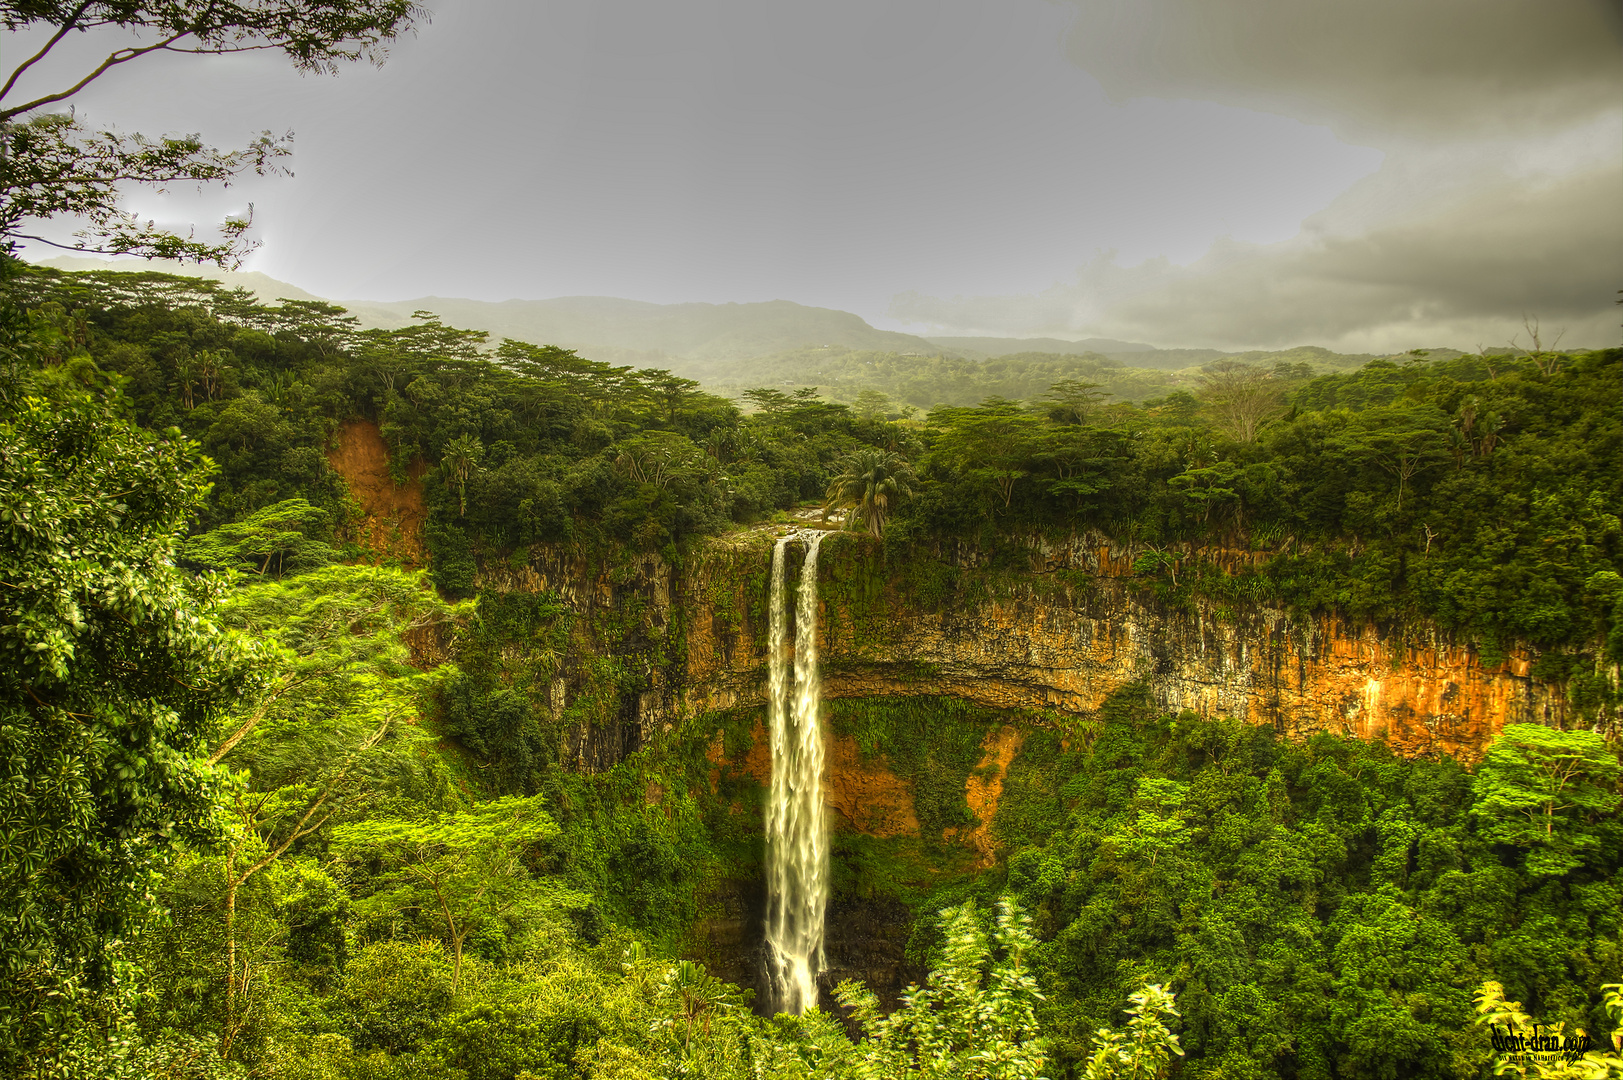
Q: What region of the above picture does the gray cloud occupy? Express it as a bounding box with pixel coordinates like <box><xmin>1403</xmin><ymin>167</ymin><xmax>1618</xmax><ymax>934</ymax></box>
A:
<box><xmin>3</xmin><ymin>0</ymin><xmax>1382</xmax><ymax>318</ymax></box>
<box><xmin>890</xmin><ymin>164</ymin><xmax>1623</xmax><ymax>351</ymax></box>
<box><xmin>7</xmin><ymin>0</ymin><xmax>1613</xmax><ymax>354</ymax></box>
<box><xmin>1056</xmin><ymin>0</ymin><xmax>1623</xmax><ymax>140</ymax></box>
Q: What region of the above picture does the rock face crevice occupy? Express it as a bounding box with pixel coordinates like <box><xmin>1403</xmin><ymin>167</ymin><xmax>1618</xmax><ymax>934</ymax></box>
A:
<box><xmin>482</xmin><ymin>530</ymin><xmax>1564</xmax><ymax>769</ymax></box>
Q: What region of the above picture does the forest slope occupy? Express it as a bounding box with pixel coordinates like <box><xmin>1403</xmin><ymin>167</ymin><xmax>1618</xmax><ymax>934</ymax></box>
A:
<box><xmin>3</xmin><ymin>261</ymin><xmax>1619</xmax><ymax>1080</ymax></box>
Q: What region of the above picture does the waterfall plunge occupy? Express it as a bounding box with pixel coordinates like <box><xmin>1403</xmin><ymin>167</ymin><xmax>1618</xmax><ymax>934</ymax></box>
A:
<box><xmin>765</xmin><ymin>531</ymin><xmax>829</xmax><ymax>1015</ymax></box>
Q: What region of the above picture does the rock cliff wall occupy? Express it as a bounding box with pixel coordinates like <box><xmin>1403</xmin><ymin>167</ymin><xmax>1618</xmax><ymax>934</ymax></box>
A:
<box><xmin>479</xmin><ymin>529</ymin><xmax>1565</xmax><ymax>769</ymax></box>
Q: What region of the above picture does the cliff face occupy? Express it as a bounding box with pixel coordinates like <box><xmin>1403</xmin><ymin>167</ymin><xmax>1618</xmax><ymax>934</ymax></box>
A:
<box><xmin>480</xmin><ymin>529</ymin><xmax>1564</xmax><ymax>769</ymax></box>
<box><xmin>326</xmin><ymin>420</ymin><xmax>428</xmax><ymax>566</ymax></box>
<box><xmin>326</xmin><ymin>431</ymin><xmax>1570</xmax><ymax>1006</ymax></box>
<box><xmin>485</xmin><ymin>526</ymin><xmax>1572</xmax><ymax>1010</ymax></box>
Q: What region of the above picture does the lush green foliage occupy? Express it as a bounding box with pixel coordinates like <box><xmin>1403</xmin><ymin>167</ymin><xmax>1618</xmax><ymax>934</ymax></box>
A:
<box><xmin>1080</xmin><ymin>983</ymin><xmax>1184</xmax><ymax>1080</ymax></box>
<box><xmin>4</xmin><ymin>261</ymin><xmax>1619</xmax><ymax>1080</ymax></box>
<box><xmin>835</xmin><ymin>898</ymin><xmax>1050</xmax><ymax>1080</ymax></box>
<box><xmin>991</xmin><ymin>689</ymin><xmax>1622</xmax><ymax>1079</ymax></box>
<box><xmin>825</xmin><ymin>447</ymin><xmax>918</xmax><ymax>537</ymax></box>
<box><xmin>892</xmin><ymin>349</ymin><xmax>1622</xmax><ymax>715</ymax></box>
<box><xmin>1474</xmin><ymin>725</ymin><xmax>1621</xmax><ymax>878</ymax></box>
<box><xmin>5</xmin><ymin>267</ymin><xmax>910</xmax><ymax>576</ymax></box>
<box><xmin>12</xmin><ymin>262</ymin><xmax>1620</xmax><ymax>704</ymax></box>
<box><xmin>0</xmin><ymin>384</ymin><xmax>255</xmax><ymax>1074</ymax></box>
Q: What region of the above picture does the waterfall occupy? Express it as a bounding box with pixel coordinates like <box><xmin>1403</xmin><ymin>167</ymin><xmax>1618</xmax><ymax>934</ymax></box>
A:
<box><xmin>764</xmin><ymin>531</ymin><xmax>829</xmax><ymax>1015</ymax></box>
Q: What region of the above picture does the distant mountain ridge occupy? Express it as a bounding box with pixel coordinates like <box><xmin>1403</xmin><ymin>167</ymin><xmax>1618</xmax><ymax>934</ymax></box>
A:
<box><xmin>925</xmin><ymin>335</ymin><xmax>1156</xmax><ymax>358</ymax></box>
<box><xmin>30</xmin><ymin>258</ymin><xmax>1394</xmax><ymax>386</ymax></box>
<box><xmin>34</xmin><ymin>257</ymin><xmax>962</xmax><ymax>363</ymax></box>
<box><xmin>354</xmin><ymin>294</ymin><xmax>953</xmax><ymax>362</ymax></box>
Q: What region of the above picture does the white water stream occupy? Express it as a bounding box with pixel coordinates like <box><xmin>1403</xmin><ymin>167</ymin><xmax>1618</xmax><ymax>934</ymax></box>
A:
<box><xmin>764</xmin><ymin>531</ymin><xmax>829</xmax><ymax>1015</ymax></box>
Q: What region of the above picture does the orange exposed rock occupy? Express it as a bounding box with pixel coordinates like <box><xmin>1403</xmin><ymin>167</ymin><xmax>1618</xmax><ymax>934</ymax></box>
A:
<box><xmin>826</xmin><ymin>735</ymin><xmax>921</xmax><ymax>838</ymax></box>
<box><xmin>809</xmin><ymin>601</ymin><xmax>1553</xmax><ymax>762</ymax></box>
<box><xmin>700</xmin><ymin>717</ymin><xmax>1016</xmax><ymax>851</ymax></box>
<box><xmin>326</xmin><ymin>419</ymin><xmax>427</xmax><ymax>565</ymax></box>
<box><xmin>483</xmin><ymin>531</ymin><xmax>1566</xmax><ymax>773</ymax></box>
<box><xmin>955</xmin><ymin>725</ymin><xmax>1024</xmax><ymax>867</ymax></box>
<box><xmin>704</xmin><ymin>720</ymin><xmax>924</xmax><ymax>839</ymax></box>
<box><xmin>706</xmin><ymin>724</ymin><xmax>772</xmax><ymax>792</ymax></box>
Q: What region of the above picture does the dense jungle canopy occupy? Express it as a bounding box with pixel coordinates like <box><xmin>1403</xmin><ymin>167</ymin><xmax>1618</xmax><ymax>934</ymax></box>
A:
<box><xmin>0</xmin><ymin>259</ymin><xmax>1620</xmax><ymax>1079</ymax></box>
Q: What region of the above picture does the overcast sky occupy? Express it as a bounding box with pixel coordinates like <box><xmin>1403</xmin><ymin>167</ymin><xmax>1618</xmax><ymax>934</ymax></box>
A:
<box><xmin>7</xmin><ymin>0</ymin><xmax>1622</xmax><ymax>350</ymax></box>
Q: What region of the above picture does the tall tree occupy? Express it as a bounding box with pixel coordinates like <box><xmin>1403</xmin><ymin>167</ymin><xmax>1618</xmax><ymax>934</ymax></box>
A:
<box><xmin>1043</xmin><ymin>378</ymin><xmax>1110</xmax><ymax>425</ymax></box>
<box><xmin>928</xmin><ymin>399</ymin><xmax>1044</xmax><ymax>511</ymax></box>
<box><xmin>333</xmin><ymin>795</ymin><xmax>560</xmax><ymax>989</ymax></box>
<box><xmin>1473</xmin><ymin>723</ymin><xmax>1621</xmax><ymax>877</ymax></box>
<box><xmin>441</xmin><ymin>434</ymin><xmax>484</xmax><ymax>517</ymax></box>
<box><xmin>1197</xmin><ymin>361</ymin><xmax>1282</xmax><ymax>443</ymax></box>
<box><xmin>204</xmin><ymin>565</ymin><xmax>463</xmax><ymax>1057</ymax></box>
<box><xmin>0</xmin><ymin>389</ymin><xmax>255</xmax><ymax>1073</ymax></box>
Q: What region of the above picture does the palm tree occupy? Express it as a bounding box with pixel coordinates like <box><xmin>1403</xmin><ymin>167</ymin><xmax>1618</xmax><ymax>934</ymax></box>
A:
<box><xmin>667</xmin><ymin>959</ymin><xmax>739</xmax><ymax>1050</ymax></box>
<box><xmin>823</xmin><ymin>448</ymin><xmax>916</xmax><ymax>538</ymax></box>
<box><xmin>441</xmin><ymin>434</ymin><xmax>483</xmax><ymax>517</ymax></box>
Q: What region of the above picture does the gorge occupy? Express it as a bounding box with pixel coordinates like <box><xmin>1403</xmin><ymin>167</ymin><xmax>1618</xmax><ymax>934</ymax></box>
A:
<box><xmin>307</xmin><ymin>412</ymin><xmax>1594</xmax><ymax>1015</ymax></box>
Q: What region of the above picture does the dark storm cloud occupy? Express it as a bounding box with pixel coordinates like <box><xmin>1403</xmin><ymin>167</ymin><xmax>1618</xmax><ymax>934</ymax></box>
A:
<box><xmin>891</xmin><ymin>165</ymin><xmax>1623</xmax><ymax>350</ymax></box>
<box><xmin>892</xmin><ymin>0</ymin><xmax>1623</xmax><ymax>349</ymax></box>
<box><xmin>1056</xmin><ymin>0</ymin><xmax>1623</xmax><ymax>139</ymax></box>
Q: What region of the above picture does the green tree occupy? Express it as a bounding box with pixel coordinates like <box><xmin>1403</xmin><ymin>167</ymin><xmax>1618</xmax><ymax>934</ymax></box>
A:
<box><xmin>178</xmin><ymin>497</ymin><xmax>338</xmax><ymax>579</ymax></box>
<box><xmin>612</xmin><ymin>429</ymin><xmax>706</xmax><ymax>490</ymax></box>
<box><xmin>207</xmin><ymin>564</ymin><xmax>463</xmax><ymax>764</ymax></box>
<box><xmin>208</xmin><ymin>566</ymin><xmax>461</xmax><ymax>1056</ymax></box>
<box><xmin>1043</xmin><ymin>378</ymin><xmax>1110</xmax><ymax>425</ymax></box>
<box><xmin>0</xmin><ymin>394</ymin><xmax>254</xmax><ymax>1074</ymax></box>
<box><xmin>333</xmin><ymin>795</ymin><xmax>560</xmax><ymax>989</ymax></box>
<box><xmin>853</xmin><ymin>388</ymin><xmax>892</xmax><ymax>419</ymax></box>
<box><xmin>835</xmin><ymin>898</ymin><xmax>1049</xmax><ymax>1080</ymax></box>
<box><xmin>441</xmin><ymin>434</ymin><xmax>483</xmax><ymax>517</ymax></box>
<box><xmin>1</xmin><ymin>0</ymin><xmax>424</xmax><ymax>264</ymax></box>
<box><xmin>1356</xmin><ymin>405</ymin><xmax>1450</xmax><ymax>512</ymax></box>
<box><xmin>1080</xmin><ymin>983</ymin><xmax>1184</xmax><ymax>1080</ymax></box>
<box><xmin>1105</xmin><ymin>778</ymin><xmax>1190</xmax><ymax>868</ymax></box>
<box><xmin>823</xmin><ymin>447</ymin><xmax>916</xmax><ymax>537</ymax></box>
<box><xmin>929</xmin><ymin>399</ymin><xmax>1044</xmax><ymax>510</ymax></box>
<box><xmin>665</xmin><ymin>958</ymin><xmax>745</xmax><ymax>1054</ymax></box>
<box><xmin>1034</xmin><ymin>422</ymin><xmax>1119</xmax><ymax>511</ymax></box>
<box><xmin>639</xmin><ymin>368</ymin><xmax>703</xmax><ymax>426</ymax></box>
<box><xmin>1473</xmin><ymin>724</ymin><xmax>1621</xmax><ymax>877</ymax></box>
<box><xmin>741</xmin><ymin>386</ymin><xmax>794</xmax><ymax>414</ymax></box>
<box><xmin>1197</xmin><ymin>361</ymin><xmax>1281</xmax><ymax>443</ymax></box>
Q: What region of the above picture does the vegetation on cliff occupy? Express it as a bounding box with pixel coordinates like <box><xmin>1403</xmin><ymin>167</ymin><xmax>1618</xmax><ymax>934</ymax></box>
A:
<box><xmin>10</xmin><ymin>262</ymin><xmax>1618</xmax><ymax>701</ymax></box>
<box><xmin>2</xmin><ymin>259</ymin><xmax>1619</xmax><ymax>1079</ymax></box>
